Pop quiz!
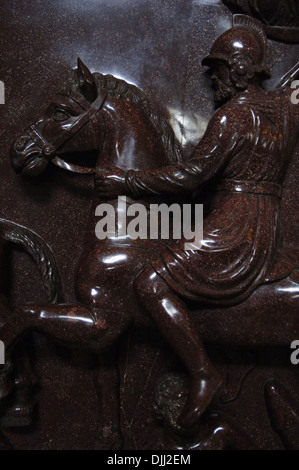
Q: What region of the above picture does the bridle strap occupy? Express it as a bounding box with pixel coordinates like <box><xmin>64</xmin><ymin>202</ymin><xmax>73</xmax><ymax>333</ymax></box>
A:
<box><xmin>51</xmin><ymin>90</ymin><xmax>108</xmax><ymax>150</ymax></box>
<box><xmin>27</xmin><ymin>89</ymin><xmax>108</xmax><ymax>174</ymax></box>
<box><xmin>51</xmin><ymin>156</ymin><xmax>98</xmax><ymax>174</ymax></box>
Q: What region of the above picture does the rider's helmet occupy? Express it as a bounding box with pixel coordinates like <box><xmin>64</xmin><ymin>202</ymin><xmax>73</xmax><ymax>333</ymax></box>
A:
<box><xmin>202</xmin><ymin>15</ymin><xmax>271</xmax><ymax>85</ymax></box>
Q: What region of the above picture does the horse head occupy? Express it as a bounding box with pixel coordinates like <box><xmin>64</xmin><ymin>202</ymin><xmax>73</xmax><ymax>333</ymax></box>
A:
<box><xmin>11</xmin><ymin>59</ymin><xmax>182</xmax><ymax>177</ymax></box>
<box><xmin>11</xmin><ymin>58</ymin><xmax>109</xmax><ymax>176</ymax></box>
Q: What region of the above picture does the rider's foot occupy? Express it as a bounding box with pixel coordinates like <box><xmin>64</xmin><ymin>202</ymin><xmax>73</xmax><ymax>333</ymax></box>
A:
<box><xmin>178</xmin><ymin>366</ymin><xmax>223</xmax><ymax>428</ymax></box>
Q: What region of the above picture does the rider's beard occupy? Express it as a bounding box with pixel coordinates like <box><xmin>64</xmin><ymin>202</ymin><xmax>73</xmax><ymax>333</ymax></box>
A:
<box><xmin>213</xmin><ymin>79</ymin><xmax>236</xmax><ymax>105</ymax></box>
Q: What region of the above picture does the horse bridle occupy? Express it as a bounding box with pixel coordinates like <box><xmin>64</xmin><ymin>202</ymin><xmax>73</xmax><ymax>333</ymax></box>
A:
<box><xmin>26</xmin><ymin>89</ymin><xmax>108</xmax><ymax>174</ymax></box>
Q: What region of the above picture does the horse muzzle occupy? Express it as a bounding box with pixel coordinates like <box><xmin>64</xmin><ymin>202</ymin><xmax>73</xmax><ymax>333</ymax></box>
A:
<box><xmin>11</xmin><ymin>133</ymin><xmax>51</xmax><ymax>176</ymax></box>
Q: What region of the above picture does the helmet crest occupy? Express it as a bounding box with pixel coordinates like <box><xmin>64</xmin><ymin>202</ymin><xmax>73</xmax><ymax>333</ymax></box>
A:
<box><xmin>202</xmin><ymin>14</ymin><xmax>271</xmax><ymax>81</ymax></box>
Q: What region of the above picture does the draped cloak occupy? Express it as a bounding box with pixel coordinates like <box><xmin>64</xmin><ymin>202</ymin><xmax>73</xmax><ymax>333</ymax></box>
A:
<box><xmin>125</xmin><ymin>87</ymin><xmax>299</xmax><ymax>306</ymax></box>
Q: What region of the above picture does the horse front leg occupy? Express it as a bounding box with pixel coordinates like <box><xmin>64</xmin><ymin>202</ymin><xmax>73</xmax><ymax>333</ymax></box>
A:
<box><xmin>0</xmin><ymin>300</ymin><xmax>131</xmax><ymax>447</ymax></box>
<box><xmin>0</xmin><ymin>302</ymin><xmax>116</xmax><ymax>355</ymax></box>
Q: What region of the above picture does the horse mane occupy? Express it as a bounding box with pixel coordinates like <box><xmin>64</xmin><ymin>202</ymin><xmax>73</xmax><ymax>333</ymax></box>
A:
<box><xmin>61</xmin><ymin>70</ymin><xmax>182</xmax><ymax>164</ymax></box>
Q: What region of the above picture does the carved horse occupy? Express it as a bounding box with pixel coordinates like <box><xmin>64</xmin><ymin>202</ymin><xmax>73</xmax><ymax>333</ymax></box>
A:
<box><xmin>8</xmin><ymin>58</ymin><xmax>299</xmax><ymax>446</ymax></box>
<box><xmin>8</xmin><ymin>58</ymin><xmax>182</xmax><ymax>447</ymax></box>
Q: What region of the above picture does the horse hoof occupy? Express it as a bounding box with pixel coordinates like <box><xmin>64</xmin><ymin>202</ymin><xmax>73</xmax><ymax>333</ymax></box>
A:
<box><xmin>178</xmin><ymin>371</ymin><xmax>223</xmax><ymax>428</ymax></box>
<box><xmin>0</xmin><ymin>402</ymin><xmax>35</xmax><ymax>428</ymax></box>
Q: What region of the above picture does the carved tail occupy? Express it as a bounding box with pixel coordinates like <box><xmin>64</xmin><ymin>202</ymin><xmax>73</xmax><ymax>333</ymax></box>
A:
<box><xmin>0</xmin><ymin>218</ymin><xmax>62</xmax><ymax>304</ymax></box>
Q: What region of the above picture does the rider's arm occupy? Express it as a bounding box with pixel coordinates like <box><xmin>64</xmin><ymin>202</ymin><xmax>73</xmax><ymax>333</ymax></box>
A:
<box><xmin>124</xmin><ymin>106</ymin><xmax>247</xmax><ymax>198</ymax></box>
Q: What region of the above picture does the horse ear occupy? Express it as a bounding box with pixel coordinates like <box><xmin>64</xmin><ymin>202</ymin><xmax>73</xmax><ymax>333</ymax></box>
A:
<box><xmin>77</xmin><ymin>57</ymin><xmax>98</xmax><ymax>102</ymax></box>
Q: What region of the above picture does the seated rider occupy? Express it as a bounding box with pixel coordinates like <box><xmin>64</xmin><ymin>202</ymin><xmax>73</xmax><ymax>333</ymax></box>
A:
<box><xmin>95</xmin><ymin>16</ymin><xmax>299</xmax><ymax>427</ymax></box>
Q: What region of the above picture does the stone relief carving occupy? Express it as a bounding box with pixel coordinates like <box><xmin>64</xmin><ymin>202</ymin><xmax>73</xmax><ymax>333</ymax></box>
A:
<box><xmin>0</xmin><ymin>219</ymin><xmax>61</xmax><ymax>447</ymax></box>
<box><xmin>94</xmin><ymin>13</ymin><xmax>299</xmax><ymax>439</ymax></box>
<box><xmin>4</xmin><ymin>57</ymin><xmax>183</xmax><ymax>449</ymax></box>
<box><xmin>0</xmin><ymin>6</ymin><xmax>298</xmax><ymax>450</ymax></box>
<box><xmin>223</xmin><ymin>0</ymin><xmax>299</xmax><ymax>43</ymax></box>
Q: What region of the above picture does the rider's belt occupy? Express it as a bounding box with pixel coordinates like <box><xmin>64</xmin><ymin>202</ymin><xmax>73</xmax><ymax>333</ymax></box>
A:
<box><xmin>217</xmin><ymin>180</ymin><xmax>282</xmax><ymax>199</ymax></box>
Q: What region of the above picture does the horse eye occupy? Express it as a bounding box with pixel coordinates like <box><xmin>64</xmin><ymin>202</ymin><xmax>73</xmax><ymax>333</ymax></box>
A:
<box><xmin>53</xmin><ymin>109</ymin><xmax>69</xmax><ymax>122</ymax></box>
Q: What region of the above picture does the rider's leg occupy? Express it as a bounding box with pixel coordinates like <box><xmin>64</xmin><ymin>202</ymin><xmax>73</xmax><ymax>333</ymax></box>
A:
<box><xmin>134</xmin><ymin>264</ymin><xmax>222</xmax><ymax>428</ymax></box>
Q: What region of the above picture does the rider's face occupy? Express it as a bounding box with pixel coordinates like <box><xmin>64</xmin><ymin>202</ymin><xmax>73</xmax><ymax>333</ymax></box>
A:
<box><xmin>210</xmin><ymin>61</ymin><xmax>236</xmax><ymax>105</ymax></box>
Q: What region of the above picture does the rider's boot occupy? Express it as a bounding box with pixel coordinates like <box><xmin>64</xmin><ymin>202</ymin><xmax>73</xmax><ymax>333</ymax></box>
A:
<box><xmin>134</xmin><ymin>265</ymin><xmax>223</xmax><ymax>428</ymax></box>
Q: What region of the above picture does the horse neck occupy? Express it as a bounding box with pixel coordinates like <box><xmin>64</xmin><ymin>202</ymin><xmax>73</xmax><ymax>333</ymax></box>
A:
<box><xmin>94</xmin><ymin>97</ymin><xmax>170</xmax><ymax>172</ymax></box>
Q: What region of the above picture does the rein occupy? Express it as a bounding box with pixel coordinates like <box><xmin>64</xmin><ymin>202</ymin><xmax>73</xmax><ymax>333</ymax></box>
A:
<box><xmin>27</xmin><ymin>89</ymin><xmax>108</xmax><ymax>174</ymax></box>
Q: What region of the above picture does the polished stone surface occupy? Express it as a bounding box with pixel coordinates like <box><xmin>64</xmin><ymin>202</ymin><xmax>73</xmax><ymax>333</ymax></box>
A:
<box><xmin>0</xmin><ymin>0</ymin><xmax>298</xmax><ymax>450</ymax></box>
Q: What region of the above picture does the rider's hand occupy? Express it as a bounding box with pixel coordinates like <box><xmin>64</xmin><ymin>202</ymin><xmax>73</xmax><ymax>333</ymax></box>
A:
<box><xmin>95</xmin><ymin>166</ymin><xmax>128</xmax><ymax>198</ymax></box>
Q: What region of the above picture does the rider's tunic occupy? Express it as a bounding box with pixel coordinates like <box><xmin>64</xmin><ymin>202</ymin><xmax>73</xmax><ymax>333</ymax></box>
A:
<box><xmin>126</xmin><ymin>88</ymin><xmax>299</xmax><ymax>305</ymax></box>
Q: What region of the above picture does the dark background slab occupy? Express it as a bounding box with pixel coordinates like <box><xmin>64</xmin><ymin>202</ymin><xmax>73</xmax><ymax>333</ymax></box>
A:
<box><xmin>0</xmin><ymin>0</ymin><xmax>298</xmax><ymax>450</ymax></box>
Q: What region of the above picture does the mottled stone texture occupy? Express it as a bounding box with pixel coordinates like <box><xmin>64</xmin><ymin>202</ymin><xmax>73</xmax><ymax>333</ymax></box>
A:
<box><xmin>0</xmin><ymin>0</ymin><xmax>298</xmax><ymax>450</ymax></box>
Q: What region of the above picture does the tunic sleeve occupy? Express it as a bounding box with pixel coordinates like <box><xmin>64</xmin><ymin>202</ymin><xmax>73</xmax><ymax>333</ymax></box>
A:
<box><xmin>125</xmin><ymin>106</ymin><xmax>247</xmax><ymax>197</ymax></box>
